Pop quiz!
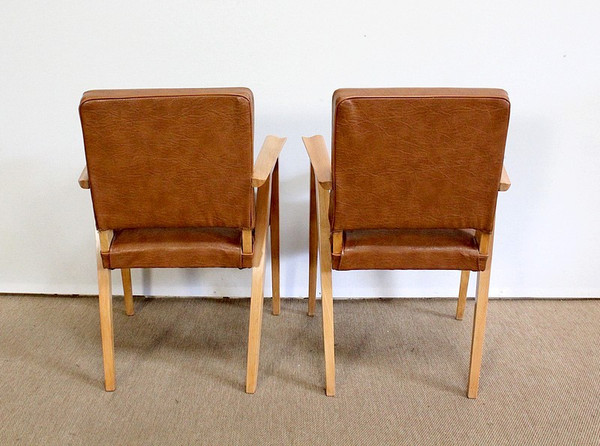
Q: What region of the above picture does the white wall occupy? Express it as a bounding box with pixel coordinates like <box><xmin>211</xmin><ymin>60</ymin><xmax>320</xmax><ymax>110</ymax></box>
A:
<box><xmin>1</xmin><ymin>0</ymin><xmax>599</xmax><ymax>298</ymax></box>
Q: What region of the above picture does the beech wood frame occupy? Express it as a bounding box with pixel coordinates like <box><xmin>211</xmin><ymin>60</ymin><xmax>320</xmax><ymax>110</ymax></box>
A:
<box><xmin>303</xmin><ymin>134</ymin><xmax>511</xmax><ymax>398</ymax></box>
<box><xmin>80</xmin><ymin>135</ymin><xmax>286</xmax><ymax>393</ymax></box>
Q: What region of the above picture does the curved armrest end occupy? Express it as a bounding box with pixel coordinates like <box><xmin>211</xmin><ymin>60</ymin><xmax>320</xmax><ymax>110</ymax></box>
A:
<box><xmin>252</xmin><ymin>135</ymin><xmax>287</xmax><ymax>187</ymax></box>
<box><xmin>499</xmin><ymin>166</ymin><xmax>511</xmax><ymax>191</ymax></box>
<box><xmin>79</xmin><ymin>166</ymin><xmax>90</xmax><ymax>189</ymax></box>
<box><xmin>302</xmin><ymin>135</ymin><xmax>332</xmax><ymax>190</ymax></box>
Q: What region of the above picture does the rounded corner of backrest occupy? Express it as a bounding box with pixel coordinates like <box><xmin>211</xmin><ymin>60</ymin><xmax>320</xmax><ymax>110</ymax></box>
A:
<box><xmin>236</xmin><ymin>87</ymin><xmax>254</xmax><ymax>102</ymax></box>
<box><xmin>332</xmin><ymin>89</ymin><xmax>346</xmax><ymax>107</ymax></box>
<box><xmin>225</xmin><ymin>89</ymin><xmax>254</xmax><ymax>135</ymax></box>
<box><xmin>493</xmin><ymin>88</ymin><xmax>510</xmax><ymax>102</ymax></box>
<box><xmin>78</xmin><ymin>92</ymin><xmax>95</xmax><ymax>115</ymax></box>
<box><xmin>332</xmin><ymin>90</ymin><xmax>355</xmax><ymax>116</ymax></box>
<box><xmin>331</xmin><ymin>91</ymin><xmax>358</xmax><ymax>156</ymax></box>
<box><xmin>486</xmin><ymin>89</ymin><xmax>511</xmax><ymax>112</ymax></box>
<box><xmin>228</xmin><ymin>88</ymin><xmax>254</xmax><ymax>118</ymax></box>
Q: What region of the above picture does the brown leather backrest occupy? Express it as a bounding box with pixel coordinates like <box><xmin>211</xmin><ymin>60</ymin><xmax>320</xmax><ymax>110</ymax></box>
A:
<box><xmin>80</xmin><ymin>88</ymin><xmax>254</xmax><ymax>230</ymax></box>
<box><xmin>332</xmin><ymin>88</ymin><xmax>510</xmax><ymax>232</ymax></box>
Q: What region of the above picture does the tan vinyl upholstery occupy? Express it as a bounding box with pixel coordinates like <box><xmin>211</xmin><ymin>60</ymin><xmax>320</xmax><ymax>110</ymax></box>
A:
<box><xmin>330</xmin><ymin>88</ymin><xmax>510</xmax><ymax>271</ymax></box>
<box><xmin>80</xmin><ymin>88</ymin><xmax>255</xmax><ymax>269</ymax></box>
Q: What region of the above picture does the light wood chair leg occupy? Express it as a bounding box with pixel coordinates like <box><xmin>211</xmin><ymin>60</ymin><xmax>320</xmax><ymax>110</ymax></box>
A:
<box><xmin>467</xmin><ymin>232</ymin><xmax>494</xmax><ymax>398</ymax></box>
<box><xmin>317</xmin><ymin>184</ymin><xmax>335</xmax><ymax>396</ymax></box>
<box><xmin>308</xmin><ymin>167</ymin><xmax>318</xmax><ymax>317</ymax></box>
<box><xmin>96</xmin><ymin>235</ymin><xmax>115</xmax><ymax>392</ymax></box>
<box><xmin>246</xmin><ymin>263</ymin><xmax>266</xmax><ymax>394</ymax></box>
<box><xmin>455</xmin><ymin>270</ymin><xmax>470</xmax><ymax>320</ymax></box>
<box><xmin>245</xmin><ymin>179</ymin><xmax>271</xmax><ymax>394</ymax></box>
<box><xmin>121</xmin><ymin>268</ymin><xmax>134</xmax><ymax>316</ymax></box>
<box><xmin>270</xmin><ymin>161</ymin><xmax>280</xmax><ymax>316</ymax></box>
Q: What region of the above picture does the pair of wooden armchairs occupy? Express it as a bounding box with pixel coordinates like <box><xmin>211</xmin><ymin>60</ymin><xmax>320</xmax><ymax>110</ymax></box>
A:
<box><xmin>78</xmin><ymin>87</ymin><xmax>510</xmax><ymax>398</ymax></box>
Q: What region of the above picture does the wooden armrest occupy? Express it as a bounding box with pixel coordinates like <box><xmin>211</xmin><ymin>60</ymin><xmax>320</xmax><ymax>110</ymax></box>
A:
<box><xmin>252</xmin><ymin>176</ymin><xmax>271</xmax><ymax>267</ymax></box>
<box><xmin>302</xmin><ymin>135</ymin><xmax>332</xmax><ymax>190</ymax></box>
<box><xmin>79</xmin><ymin>166</ymin><xmax>89</xmax><ymax>189</ymax></box>
<box><xmin>499</xmin><ymin>166</ymin><xmax>511</xmax><ymax>191</ymax></box>
<box><xmin>252</xmin><ymin>135</ymin><xmax>286</xmax><ymax>187</ymax></box>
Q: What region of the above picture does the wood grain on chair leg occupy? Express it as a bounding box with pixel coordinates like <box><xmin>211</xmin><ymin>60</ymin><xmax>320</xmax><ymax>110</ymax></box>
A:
<box><xmin>270</xmin><ymin>161</ymin><xmax>280</xmax><ymax>316</ymax></box>
<box><xmin>308</xmin><ymin>168</ymin><xmax>318</xmax><ymax>317</ymax></box>
<box><xmin>245</xmin><ymin>179</ymin><xmax>271</xmax><ymax>394</ymax></box>
<box><xmin>456</xmin><ymin>270</ymin><xmax>470</xmax><ymax>320</ymax></box>
<box><xmin>467</xmin><ymin>232</ymin><xmax>493</xmax><ymax>398</ymax></box>
<box><xmin>317</xmin><ymin>184</ymin><xmax>335</xmax><ymax>396</ymax></box>
<box><xmin>246</xmin><ymin>260</ymin><xmax>266</xmax><ymax>393</ymax></box>
<box><xmin>121</xmin><ymin>268</ymin><xmax>134</xmax><ymax>316</ymax></box>
<box><xmin>96</xmin><ymin>231</ymin><xmax>115</xmax><ymax>391</ymax></box>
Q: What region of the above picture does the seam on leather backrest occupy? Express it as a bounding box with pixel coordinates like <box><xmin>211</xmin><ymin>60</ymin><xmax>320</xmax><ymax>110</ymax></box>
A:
<box><xmin>80</xmin><ymin>92</ymin><xmax>253</xmax><ymax>108</ymax></box>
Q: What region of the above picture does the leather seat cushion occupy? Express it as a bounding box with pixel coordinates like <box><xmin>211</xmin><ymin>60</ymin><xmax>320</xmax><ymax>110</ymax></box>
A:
<box><xmin>101</xmin><ymin>227</ymin><xmax>251</xmax><ymax>269</ymax></box>
<box><xmin>333</xmin><ymin>228</ymin><xmax>487</xmax><ymax>271</ymax></box>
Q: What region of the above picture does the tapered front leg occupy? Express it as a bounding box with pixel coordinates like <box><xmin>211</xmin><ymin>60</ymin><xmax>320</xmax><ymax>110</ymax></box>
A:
<box><xmin>308</xmin><ymin>168</ymin><xmax>318</xmax><ymax>317</ymax></box>
<box><xmin>316</xmin><ymin>184</ymin><xmax>335</xmax><ymax>396</ymax></box>
<box><xmin>467</xmin><ymin>232</ymin><xmax>494</xmax><ymax>398</ymax></box>
<box><xmin>246</xmin><ymin>263</ymin><xmax>266</xmax><ymax>394</ymax></box>
<box><xmin>96</xmin><ymin>231</ymin><xmax>115</xmax><ymax>391</ymax></box>
<box><xmin>456</xmin><ymin>270</ymin><xmax>470</xmax><ymax>320</ymax></box>
<box><xmin>245</xmin><ymin>179</ymin><xmax>271</xmax><ymax>394</ymax></box>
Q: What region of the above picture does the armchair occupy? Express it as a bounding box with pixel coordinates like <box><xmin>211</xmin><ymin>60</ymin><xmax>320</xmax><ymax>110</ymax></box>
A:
<box><xmin>304</xmin><ymin>88</ymin><xmax>511</xmax><ymax>397</ymax></box>
<box><xmin>78</xmin><ymin>88</ymin><xmax>285</xmax><ymax>393</ymax></box>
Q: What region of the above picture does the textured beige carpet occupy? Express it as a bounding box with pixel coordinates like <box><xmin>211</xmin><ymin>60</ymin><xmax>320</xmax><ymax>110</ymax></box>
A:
<box><xmin>0</xmin><ymin>296</ymin><xmax>599</xmax><ymax>445</ymax></box>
